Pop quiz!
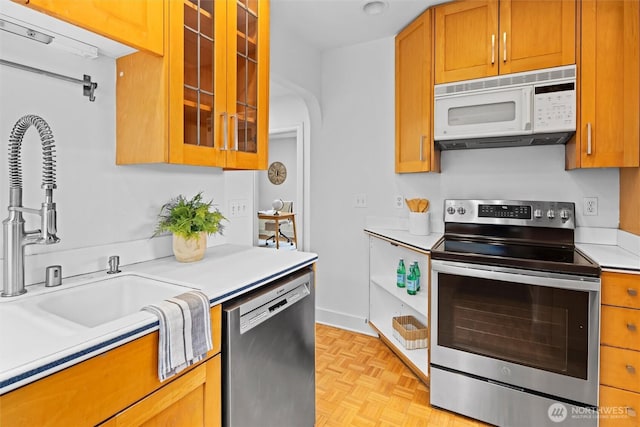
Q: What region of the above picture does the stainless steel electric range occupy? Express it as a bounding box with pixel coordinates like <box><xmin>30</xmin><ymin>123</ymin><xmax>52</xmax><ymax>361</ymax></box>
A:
<box><xmin>430</xmin><ymin>200</ymin><xmax>601</xmax><ymax>427</ymax></box>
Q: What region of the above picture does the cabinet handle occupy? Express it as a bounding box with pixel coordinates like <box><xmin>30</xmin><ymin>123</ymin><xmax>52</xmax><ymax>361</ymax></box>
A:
<box><xmin>503</xmin><ymin>32</ymin><xmax>507</xmax><ymax>62</ymax></box>
<box><xmin>626</xmin><ymin>364</ymin><xmax>636</xmax><ymax>374</ymax></box>
<box><xmin>628</xmin><ymin>288</ymin><xmax>638</xmax><ymax>297</ymax></box>
<box><xmin>231</xmin><ymin>114</ymin><xmax>239</xmax><ymax>151</ymax></box>
<box><xmin>221</xmin><ymin>112</ymin><xmax>229</xmax><ymax>150</ymax></box>
<box><xmin>627</xmin><ymin>322</ymin><xmax>637</xmax><ymax>332</ymax></box>
<box><xmin>586</xmin><ymin>122</ymin><xmax>592</xmax><ymax>155</ymax></box>
<box><xmin>420</xmin><ymin>135</ymin><xmax>425</xmax><ymax>162</ymax></box>
<box><xmin>491</xmin><ymin>34</ymin><xmax>495</xmax><ymax>64</ymax></box>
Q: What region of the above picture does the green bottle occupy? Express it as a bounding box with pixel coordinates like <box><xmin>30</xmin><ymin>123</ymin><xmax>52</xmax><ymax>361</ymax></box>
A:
<box><xmin>407</xmin><ymin>264</ymin><xmax>417</xmax><ymax>295</ymax></box>
<box><xmin>397</xmin><ymin>259</ymin><xmax>406</xmax><ymax>288</ymax></box>
<box><xmin>413</xmin><ymin>261</ymin><xmax>421</xmax><ymax>292</ymax></box>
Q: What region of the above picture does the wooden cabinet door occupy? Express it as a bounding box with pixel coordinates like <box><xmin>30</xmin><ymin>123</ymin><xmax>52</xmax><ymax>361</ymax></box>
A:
<box><xmin>395</xmin><ymin>9</ymin><xmax>439</xmax><ymax>173</ymax></box>
<box><xmin>568</xmin><ymin>0</ymin><xmax>639</xmax><ymax>169</ymax></box>
<box><xmin>116</xmin><ymin>0</ymin><xmax>270</xmax><ymax>170</ymax></box>
<box><xmin>434</xmin><ymin>0</ymin><xmax>499</xmax><ymax>83</ymax></box>
<box><xmin>168</xmin><ymin>0</ymin><xmax>228</xmax><ymax>167</ymax></box>
<box><xmin>498</xmin><ymin>0</ymin><xmax>575</xmax><ymax>75</ymax></box>
<box><xmin>99</xmin><ymin>357</ymin><xmax>221</xmax><ymax>427</ymax></box>
<box><xmin>225</xmin><ymin>0</ymin><xmax>270</xmax><ymax>170</ymax></box>
<box><xmin>100</xmin><ymin>355</ymin><xmax>222</xmax><ymax>427</ymax></box>
<box><xmin>14</xmin><ymin>0</ymin><xmax>163</xmax><ymax>55</ymax></box>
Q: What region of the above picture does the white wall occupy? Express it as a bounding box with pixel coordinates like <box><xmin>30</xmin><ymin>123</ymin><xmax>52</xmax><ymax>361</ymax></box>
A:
<box><xmin>0</xmin><ymin>33</ymin><xmax>252</xmax><ymax>286</ymax></box>
<box><xmin>312</xmin><ymin>36</ymin><xmax>620</xmax><ymax>334</ymax></box>
<box><xmin>258</xmin><ymin>136</ymin><xmax>297</xmax><ymax>209</ymax></box>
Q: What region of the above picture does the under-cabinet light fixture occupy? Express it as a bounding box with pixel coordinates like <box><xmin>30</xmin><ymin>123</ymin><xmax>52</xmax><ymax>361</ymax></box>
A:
<box><xmin>50</xmin><ymin>36</ymin><xmax>98</xmax><ymax>59</ymax></box>
<box><xmin>0</xmin><ymin>18</ymin><xmax>52</xmax><ymax>44</ymax></box>
<box><xmin>0</xmin><ymin>16</ymin><xmax>98</xmax><ymax>59</ymax></box>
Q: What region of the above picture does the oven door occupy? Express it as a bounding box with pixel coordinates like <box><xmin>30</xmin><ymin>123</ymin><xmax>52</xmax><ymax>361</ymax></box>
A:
<box><xmin>430</xmin><ymin>260</ymin><xmax>600</xmax><ymax>405</ymax></box>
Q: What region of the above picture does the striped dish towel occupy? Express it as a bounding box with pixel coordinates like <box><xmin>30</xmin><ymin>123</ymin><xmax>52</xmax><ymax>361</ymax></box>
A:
<box><xmin>142</xmin><ymin>290</ymin><xmax>213</xmax><ymax>381</ymax></box>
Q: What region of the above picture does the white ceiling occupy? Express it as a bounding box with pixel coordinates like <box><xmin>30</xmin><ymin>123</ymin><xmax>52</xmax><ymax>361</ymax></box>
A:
<box><xmin>271</xmin><ymin>0</ymin><xmax>439</xmax><ymax>52</ymax></box>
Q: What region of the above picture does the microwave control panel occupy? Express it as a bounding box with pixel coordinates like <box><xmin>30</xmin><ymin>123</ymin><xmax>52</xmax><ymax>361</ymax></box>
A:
<box><xmin>533</xmin><ymin>82</ymin><xmax>576</xmax><ymax>133</ymax></box>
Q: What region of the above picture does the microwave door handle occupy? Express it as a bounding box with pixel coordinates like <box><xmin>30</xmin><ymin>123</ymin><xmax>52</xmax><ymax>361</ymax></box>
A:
<box><xmin>523</xmin><ymin>87</ymin><xmax>532</xmax><ymax>131</ymax></box>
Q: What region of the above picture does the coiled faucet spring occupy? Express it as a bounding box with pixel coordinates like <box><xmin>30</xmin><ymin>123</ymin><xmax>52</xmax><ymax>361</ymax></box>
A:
<box><xmin>8</xmin><ymin>114</ymin><xmax>57</xmax><ymax>190</ymax></box>
<box><xmin>3</xmin><ymin>114</ymin><xmax>60</xmax><ymax>297</ymax></box>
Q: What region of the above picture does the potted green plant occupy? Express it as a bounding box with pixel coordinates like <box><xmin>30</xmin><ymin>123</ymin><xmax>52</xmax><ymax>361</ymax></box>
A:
<box><xmin>153</xmin><ymin>192</ymin><xmax>226</xmax><ymax>262</ymax></box>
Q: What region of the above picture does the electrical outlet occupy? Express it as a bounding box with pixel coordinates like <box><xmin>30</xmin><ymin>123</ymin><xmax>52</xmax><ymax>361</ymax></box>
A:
<box><xmin>584</xmin><ymin>197</ymin><xmax>598</xmax><ymax>216</ymax></box>
<box><xmin>395</xmin><ymin>195</ymin><xmax>404</xmax><ymax>209</ymax></box>
<box><xmin>354</xmin><ymin>193</ymin><xmax>367</xmax><ymax>208</ymax></box>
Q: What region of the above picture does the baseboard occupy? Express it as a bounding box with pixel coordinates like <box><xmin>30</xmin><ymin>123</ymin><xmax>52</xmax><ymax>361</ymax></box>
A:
<box><xmin>315</xmin><ymin>307</ymin><xmax>378</xmax><ymax>337</ymax></box>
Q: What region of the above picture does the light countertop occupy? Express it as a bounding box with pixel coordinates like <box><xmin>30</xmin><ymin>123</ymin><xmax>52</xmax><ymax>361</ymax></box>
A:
<box><xmin>365</xmin><ymin>227</ymin><xmax>640</xmax><ymax>272</ymax></box>
<box><xmin>0</xmin><ymin>244</ymin><xmax>318</xmax><ymax>394</ymax></box>
<box><xmin>577</xmin><ymin>243</ymin><xmax>640</xmax><ymax>272</ymax></box>
<box><xmin>364</xmin><ymin>227</ymin><xmax>442</xmax><ymax>252</ymax></box>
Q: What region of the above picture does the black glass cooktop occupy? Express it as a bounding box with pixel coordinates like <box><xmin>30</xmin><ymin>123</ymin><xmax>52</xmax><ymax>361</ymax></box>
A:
<box><xmin>430</xmin><ymin>237</ymin><xmax>600</xmax><ymax>277</ymax></box>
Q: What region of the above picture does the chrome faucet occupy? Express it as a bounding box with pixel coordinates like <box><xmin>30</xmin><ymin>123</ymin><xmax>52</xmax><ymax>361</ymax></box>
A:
<box><xmin>2</xmin><ymin>115</ymin><xmax>60</xmax><ymax>297</ymax></box>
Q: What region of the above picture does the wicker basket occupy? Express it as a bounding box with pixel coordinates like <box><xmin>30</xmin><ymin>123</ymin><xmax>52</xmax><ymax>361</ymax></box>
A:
<box><xmin>392</xmin><ymin>315</ymin><xmax>428</xmax><ymax>350</ymax></box>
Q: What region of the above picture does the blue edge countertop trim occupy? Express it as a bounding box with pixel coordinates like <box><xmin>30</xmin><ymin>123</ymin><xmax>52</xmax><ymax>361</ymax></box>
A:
<box><xmin>0</xmin><ymin>256</ymin><xmax>318</xmax><ymax>391</ymax></box>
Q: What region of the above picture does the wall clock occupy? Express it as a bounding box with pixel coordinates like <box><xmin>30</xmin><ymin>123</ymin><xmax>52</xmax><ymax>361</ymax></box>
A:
<box><xmin>267</xmin><ymin>161</ymin><xmax>287</xmax><ymax>185</ymax></box>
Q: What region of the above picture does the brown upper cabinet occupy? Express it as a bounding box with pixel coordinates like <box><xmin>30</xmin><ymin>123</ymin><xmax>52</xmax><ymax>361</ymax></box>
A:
<box><xmin>566</xmin><ymin>0</ymin><xmax>639</xmax><ymax>169</ymax></box>
<box><xmin>395</xmin><ymin>9</ymin><xmax>439</xmax><ymax>173</ymax></box>
<box><xmin>116</xmin><ymin>0</ymin><xmax>270</xmax><ymax>170</ymax></box>
<box><xmin>434</xmin><ymin>0</ymin><xmax>576</xmax><ymax>84</ymax></box>
<box><xmin>11</xmin><ymin>0</ymin><xmax>164</xmax><ymax>56</ymax></box>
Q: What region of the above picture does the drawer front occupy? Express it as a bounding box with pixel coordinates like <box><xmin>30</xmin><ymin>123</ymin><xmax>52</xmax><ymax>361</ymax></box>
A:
<box><xmin>601</xmin><ymin>305</ymin><xmax>640</xmax><ymax>351</ymax></box>
<box><xmin>600</xmin><ymin>346</ymin><xmax>640</xmax><ymax>393</ymax></box>
<box><xmin>602</xmin><ymin>272</ymin><xmax>640</xmax><ymax>309</ymax></box>
<box><xmin>599</xmin><ymin>385</ymin><xmax>639</xmax><ymax>427</ymax></box>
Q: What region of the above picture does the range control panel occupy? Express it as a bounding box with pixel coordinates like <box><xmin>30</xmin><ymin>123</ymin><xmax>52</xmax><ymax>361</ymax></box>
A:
<box><xmin>444</xmin><ymin>199</ymin><xmax>575</xmax><ymax>229</ymax></box>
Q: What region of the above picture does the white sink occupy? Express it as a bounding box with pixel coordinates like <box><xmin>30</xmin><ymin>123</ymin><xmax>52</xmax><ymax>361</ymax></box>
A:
<box><xmin>36</xmin><ymin>274</ymin><xmax>194</xmax><ymax>328</ymax></box>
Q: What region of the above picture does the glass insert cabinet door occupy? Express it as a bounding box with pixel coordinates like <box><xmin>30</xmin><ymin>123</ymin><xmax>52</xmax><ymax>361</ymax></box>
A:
<box><xmin>175</xmin><ymin>0</ymin><xmax>269</xmax><ymax>169</ymax></box>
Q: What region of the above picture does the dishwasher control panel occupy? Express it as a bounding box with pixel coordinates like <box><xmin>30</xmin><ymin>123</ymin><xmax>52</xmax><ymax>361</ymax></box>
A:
<box><xmin>239</xmin><ymin>282</ymin><xmax>310</xmax><ymax>334</ymax></box>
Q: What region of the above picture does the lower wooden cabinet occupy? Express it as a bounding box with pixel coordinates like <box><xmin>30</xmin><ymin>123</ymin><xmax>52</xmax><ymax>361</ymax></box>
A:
<box><xmin>99</xmin><ymin>356</ymin><xmax>221</xmax><ymax>427</ymax></box>
<box><xmin>0</xmin><ymin>305</ymin><xmax>222</xmax><ymax>427</ymax></box>
<box><xmin>599</xmin><ymin>271</ymin><xmax>640</xmax><ymax>426</ymax></box>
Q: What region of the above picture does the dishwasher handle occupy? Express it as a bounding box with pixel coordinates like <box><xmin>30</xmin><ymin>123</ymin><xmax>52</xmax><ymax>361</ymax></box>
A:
<box><xmin>269</xmin><ymin>299</ymin><xmax>287</xmax><ymax>312</ymax></box>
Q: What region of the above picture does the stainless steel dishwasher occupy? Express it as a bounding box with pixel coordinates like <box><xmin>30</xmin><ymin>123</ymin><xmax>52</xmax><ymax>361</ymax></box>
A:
<box><xmin>222</xmin><ymin>268</ymin><xmax>315</xmax><ymax>427</ymax></box>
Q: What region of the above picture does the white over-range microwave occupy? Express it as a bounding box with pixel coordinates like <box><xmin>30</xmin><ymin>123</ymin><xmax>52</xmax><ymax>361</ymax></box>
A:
<box><xmin>434</xmin><ymin>65</ymin><xmax>576</xmax><ymax>150</ymax></box>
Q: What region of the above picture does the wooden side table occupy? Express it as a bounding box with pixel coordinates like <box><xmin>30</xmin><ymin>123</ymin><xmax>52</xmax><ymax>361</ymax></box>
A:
<box><xmin>257</xmin><ymin>212</ymin><xmax>297</xmax><ymax>249</ymax></box>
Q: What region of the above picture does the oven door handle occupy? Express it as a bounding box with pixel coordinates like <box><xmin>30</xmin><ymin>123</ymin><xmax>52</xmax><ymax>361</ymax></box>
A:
<box><xmin>431</xmin><ymin>260</ymin><xmax>600</xmax><ymax>292</ymax></box>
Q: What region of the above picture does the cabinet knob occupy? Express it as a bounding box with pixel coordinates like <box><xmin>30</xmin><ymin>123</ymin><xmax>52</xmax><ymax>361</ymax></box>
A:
<box><xmin>626</xmin><ymin>364</ymin><xmax>636</xmax><ymax>374</ymax></box>
<box><xmin>627</xmin><ymin>407</ymin><xmax>636</xmax><ymax>417</ymax></box>
<box><xmin>628</xmin><ymin>288</ymin><xmax>638</xmax><ymax>297</ymax></box>
<box><xmin>627</xmin><ymin>323</ymin><xmax>637</xmax><ymax>332</ymax></box>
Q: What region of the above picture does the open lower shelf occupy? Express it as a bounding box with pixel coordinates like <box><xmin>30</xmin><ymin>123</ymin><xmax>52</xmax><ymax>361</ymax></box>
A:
<box><xmin>370</xmin><ymin>274</ymin><xmax>427</xmax><ymax>315</ymax></box>
<box><xmin>369</xmin><ymin>317</ymin><xmax>428</xmax><ymax>380</ymax></box>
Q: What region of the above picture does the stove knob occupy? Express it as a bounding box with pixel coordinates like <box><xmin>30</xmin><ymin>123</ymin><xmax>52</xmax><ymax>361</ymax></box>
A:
<box><xmin>560</xmin><ymin>209</ymin><xmax>570</xmax><ymax>220</ymax></box>
<box><xmin>547</xmin><ymin>209</ymin><xmax>555</xmax><ymax>219</ymax></box>
<box><xmin>457</xmin><ymin>207</ymin><xmax>466</xmax><ymax>215</ymax></box>
<box><xmin>534</xmin><ymin>209</ymin><xmax>542</xmax><ymax>219</ymax></box>
<box><xmin>446</xmin><ymin>206</ymin><xmax>456</xmax><ymax>215</ymax></box>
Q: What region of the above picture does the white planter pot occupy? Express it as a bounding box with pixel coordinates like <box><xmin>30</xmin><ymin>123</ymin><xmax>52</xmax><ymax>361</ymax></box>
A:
<box><xmin>172</xmin><ymin>232</ymin><xmax>207</xmax><ymax>262</ymax></box>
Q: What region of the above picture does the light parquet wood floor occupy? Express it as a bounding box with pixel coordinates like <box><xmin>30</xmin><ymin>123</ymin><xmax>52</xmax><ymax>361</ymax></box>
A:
<box><xmin>315</xmin><ymin>323</ymin><xmax>488</xmax><ymax>427</ymax></box>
